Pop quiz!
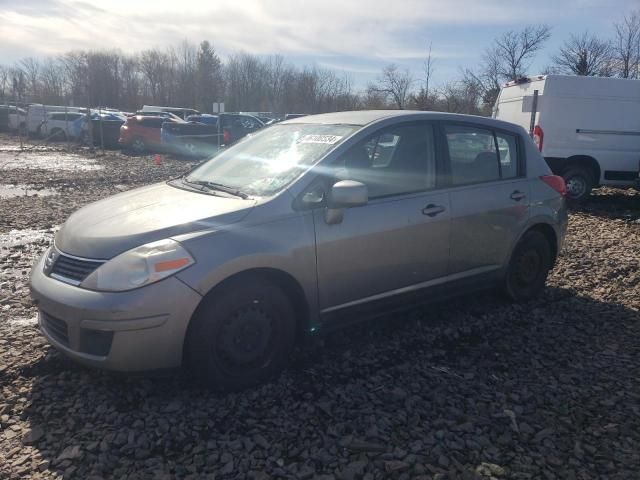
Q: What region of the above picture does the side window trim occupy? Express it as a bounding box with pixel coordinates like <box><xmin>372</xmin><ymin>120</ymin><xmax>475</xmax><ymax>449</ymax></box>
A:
<box><xmin>295</xmin><ymin>120</ymin><xmax>442</xmax><ymax>209</ymax></box>
<box><xmin>492</xmin><ymin>131</ymin><xmax>503</xmax><ymax>179</ymax></box>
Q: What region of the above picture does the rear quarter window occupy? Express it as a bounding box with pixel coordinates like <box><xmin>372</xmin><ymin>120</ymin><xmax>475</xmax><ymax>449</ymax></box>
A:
<box><xmin>495</xmin><ymin>132</ymin><xmax>519</xmax><ymax>179</ymax></box>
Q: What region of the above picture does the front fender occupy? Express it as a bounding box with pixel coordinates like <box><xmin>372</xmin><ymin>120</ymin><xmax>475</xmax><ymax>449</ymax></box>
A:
<box><xmin>174</xmin><ymin>212</ymin><xmax>319</xmax><ymax>325</ymax></box>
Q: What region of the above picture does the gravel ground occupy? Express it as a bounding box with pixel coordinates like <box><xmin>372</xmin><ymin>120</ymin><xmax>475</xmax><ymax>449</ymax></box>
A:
<box><xmin>0</xmin><ymin>132</ymin><xmax>639</xmax><ymax>479</ymax></box>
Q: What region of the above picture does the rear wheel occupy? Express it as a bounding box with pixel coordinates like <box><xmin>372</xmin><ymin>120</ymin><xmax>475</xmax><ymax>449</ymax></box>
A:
<box><xmin>562</xmin><ymin>166</ymin><xmax>594</xmax><ymax>204</ymax></box>
<box><xmin>50</xmin><ymin>128</ymin><xmax>67</xmax><ymax>142</ymax></box>
<box><xmin>80</xmin><ymin>130</ymin><xmax>91</xmax><ymax>146</ymax></box>
<box><xmin>186</xmin><ymin>277</ymin><xmax>296</xmax><ymax>390</ymax></box>
<box><xmin>504</xmin><ymin>231</ymin><xmax>552</xmax><ymax>302</ymax></box>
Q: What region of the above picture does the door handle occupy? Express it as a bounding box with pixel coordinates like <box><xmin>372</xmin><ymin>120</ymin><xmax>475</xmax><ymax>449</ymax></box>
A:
<box><xmin>422</xmin><ymin>204</ymin><xmax>446</xmax><ymax>217</ymax></box>
<box><xmin>510</xmin><ymin>190</ymin><xmax>526</xmax><ymax>201</ymax></box>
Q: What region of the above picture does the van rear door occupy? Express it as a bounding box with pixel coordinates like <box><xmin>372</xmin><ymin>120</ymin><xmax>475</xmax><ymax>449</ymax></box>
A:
<box><xmin>494</xmin><ymin>78</ymin><xmax>547</xmax><ymax>133</ymax></box>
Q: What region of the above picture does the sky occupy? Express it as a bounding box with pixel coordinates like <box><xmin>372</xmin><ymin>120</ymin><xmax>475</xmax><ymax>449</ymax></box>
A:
<box><xmin>0</xmin><ymin>0</ymin><xmax>637</xmax><ymax>90</ymax></box>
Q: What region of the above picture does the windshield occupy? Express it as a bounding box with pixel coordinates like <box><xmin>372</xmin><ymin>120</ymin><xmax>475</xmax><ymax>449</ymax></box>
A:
<box><xmin>185</xmin><ymin>123</ymin><xmax>359</xmax><ymax>196</ymax></box>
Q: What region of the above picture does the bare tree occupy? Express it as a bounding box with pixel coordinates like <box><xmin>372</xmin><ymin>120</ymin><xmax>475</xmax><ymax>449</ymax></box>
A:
<box><xmin>553</xmin><ymin>31</ymin><xmax>613</xmax><ymax>76</ymax></box>
<box><xmin>411</xmin><ymin>42</ymin><xmax>437</xmax><ymax>110</ymax></box>
<box><xmin>39</xmin><ymin>59</ymin><xmax>65</xmax><ymax>104</ymax></box>
<box><xmin>424</xmin><ymin>41</ymin><xmax>436</xmax><ymax>99</ymax></box>
<box><xmin>368</xmin><ymin>64</ymin><xmax>413</xmax><ymax>109</ymax></box>
<box><xmin>0</xmin><ymin>66</ymin><xmax>9</xmax><ymax>102</ymax></box>
<box><xmin>494</xmin><ymin>25</ymin><xmax>552</xmax><ymax>80</ymax></box>
<box><xmin>140</xmin><ymin>49</ymin><xmax>171</xmax><ymax>103</ymax></box>
<box><xmin>18</xmin><ymin>57</ymin><xmax>41</xmax><ymax>101</ymax></box>
<box><xmin>465</xmin><ymin>25</ymin><xmax>551</xmax><ymax>110</ymax></box>
<box><xmin>613</xmin><ymin>10</ymin><xmax>640</xmax><ymax>78</ymax></box>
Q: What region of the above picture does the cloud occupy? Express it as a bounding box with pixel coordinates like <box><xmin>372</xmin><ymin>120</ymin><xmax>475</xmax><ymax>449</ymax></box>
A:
<box><xmin>0</xmin><ymin>0</ymin><xmax>549</xmax><ymax>59</ymax></box>
<box><xmin>0</xmin><ymin>0</ymin><xmax>634</xmax><ymax>71</ymax></box>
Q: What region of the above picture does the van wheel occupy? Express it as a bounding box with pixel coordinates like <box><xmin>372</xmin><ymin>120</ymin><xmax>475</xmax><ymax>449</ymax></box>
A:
<box><xmin>186</xmin><ymin>277</ymin><xmax>296</xmax><ymax>391</ymax></box>
<box><xmin>562</xmin><ymin>166</ymin><xmax>593</xmax><ymax>204</ymax></box>
<box><xmin>504</xmin><ymin>231</ymin><xmax>551</xmax><ymax>302</ymax></box>
<box><xmin>131</xmin><ymin>137</ymin><xmax>145</xmax><ymax>153</ymax></box>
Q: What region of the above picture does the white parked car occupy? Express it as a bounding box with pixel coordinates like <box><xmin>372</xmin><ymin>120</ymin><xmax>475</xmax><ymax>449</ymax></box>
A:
<box><xmin>25</xmin><ymin>104</ymin><xmax>87</xmax><ymax>137</ymax></box>
<box><xmin>39</xmin><ymin>111</ymin><xmax>86</xmax><ymax>141</ymax></box>
<box><xmin>7</xmin><ymin>106</ymin><xmax>27</xmax><ymax>133</ymax></box>
<box><xmin>494</xmin><ymin>75</ymin><xmax>640</xmax><ymax>202</ymax></box>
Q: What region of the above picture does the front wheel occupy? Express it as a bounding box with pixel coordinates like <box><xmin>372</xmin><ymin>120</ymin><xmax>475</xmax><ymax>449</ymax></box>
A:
<box><xmin>562</xmin><ymin>166</ymin><xmax>593</xmax><ymax>204</ymax></box>
<box><xmin>504</xmin><ymin>231</ymin><xmax>552</xmax><ymax>302</ymax></box>
<box><xmin>131</xmin><ymin>137</ymin><xmax>146</xmax><ymax>153</ymax></box>
<box><xmin>183</xmin><ymin>141</ymin><xmax>199</xmax><ymax>156</ymax></box>
<box><xmin>186</xmin><ymin>277</ymin><xmax>296</xmax><ymax>391</ymax></box>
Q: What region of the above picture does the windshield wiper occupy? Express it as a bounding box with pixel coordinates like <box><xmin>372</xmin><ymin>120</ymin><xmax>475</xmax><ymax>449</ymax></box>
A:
<box><xmin>182</xmin><ymin>177</ymin><xmax>248</xmax><ymax>199</ymax></box>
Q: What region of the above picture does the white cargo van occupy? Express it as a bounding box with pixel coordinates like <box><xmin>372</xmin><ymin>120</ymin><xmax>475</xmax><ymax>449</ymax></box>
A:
<box><xmin>494</xmin><ymin>75</ymin><xmax>640</xmax><ymax>202</ymax></box>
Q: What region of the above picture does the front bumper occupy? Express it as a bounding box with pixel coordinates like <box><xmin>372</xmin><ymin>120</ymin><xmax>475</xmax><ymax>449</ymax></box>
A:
<box><xmin>30</xmin><ymin>253</ymin><xmax>202</xmax><ymax>371</ymax></box>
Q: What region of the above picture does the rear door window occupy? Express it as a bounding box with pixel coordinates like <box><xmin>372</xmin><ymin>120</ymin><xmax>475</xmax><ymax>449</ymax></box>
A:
<box><xmin>445</xmin><ymin>125</ymin><xmax>499</xmax><ymax>185</ymax></box>
<box><xmin>141</xmin><ymin>118</ymin><xmax>164</xmax><ymax>128</ymax></box>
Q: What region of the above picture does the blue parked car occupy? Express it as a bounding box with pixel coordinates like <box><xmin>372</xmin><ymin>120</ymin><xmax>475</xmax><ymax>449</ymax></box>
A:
<box><xmin>186</xmin><ymin>114</ymin><xmax>219</xmax><ymax>127</ymax></box>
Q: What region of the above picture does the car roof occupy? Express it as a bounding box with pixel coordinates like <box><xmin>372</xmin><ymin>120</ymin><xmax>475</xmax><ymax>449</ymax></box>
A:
<box><xmin>282</xmin><ymin>110</ymin><xmax>522</xmax><ymax>131</ymax></box>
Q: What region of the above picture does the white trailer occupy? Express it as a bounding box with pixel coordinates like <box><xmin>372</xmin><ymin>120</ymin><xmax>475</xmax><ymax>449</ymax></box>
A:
<box><xmin>493</xmin><ymin>75</ymin><xmax>640</xmax><ymax>202</ymax></box>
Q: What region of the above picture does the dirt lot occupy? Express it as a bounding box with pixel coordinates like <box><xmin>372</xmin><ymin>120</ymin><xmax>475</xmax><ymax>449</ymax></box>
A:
<box><xmin>1</xmin><ymin>132</ymin><xmax>639</xmax><ymax>479</ymax></box>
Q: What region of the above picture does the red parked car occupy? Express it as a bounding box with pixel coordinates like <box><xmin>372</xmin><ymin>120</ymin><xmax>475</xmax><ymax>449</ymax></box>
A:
<box><xmin>119</xmin><ymin>115</ymin><xmax>182</xmax><ymax>153</ymax></box>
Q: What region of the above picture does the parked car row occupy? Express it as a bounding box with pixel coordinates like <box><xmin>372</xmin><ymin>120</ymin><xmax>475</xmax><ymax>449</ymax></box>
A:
<box><xmin>0</xmin><ymin>103</ymin><xmax>278</xmax><ymax>157</ymax></box>
<box><xmin>118</xmin><ymin>112</ymin><xmax>266</xmax><ymax>156</ymax></box>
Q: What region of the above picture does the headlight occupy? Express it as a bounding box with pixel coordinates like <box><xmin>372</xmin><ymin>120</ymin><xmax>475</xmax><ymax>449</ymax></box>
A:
<box><xmin>80</xmin><ymin>239</ymin><xmax>194</xmax><ymax>292</ymax></box>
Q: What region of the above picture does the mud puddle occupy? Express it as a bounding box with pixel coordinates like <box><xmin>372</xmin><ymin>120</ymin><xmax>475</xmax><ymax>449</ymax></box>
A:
<box><xmin>0</xmin><ymin>151</ymin><xmax>102</xmax><ymax>171</ymax></box>
<box><xmin>0</xmin><ymin>228</ymin><xmax>56</xmax><ymax>255</ymax></box>
<box><xmin>0</xmin><ymin>184</ymin><xmax>56</xmax><ymax>199</ymax></box>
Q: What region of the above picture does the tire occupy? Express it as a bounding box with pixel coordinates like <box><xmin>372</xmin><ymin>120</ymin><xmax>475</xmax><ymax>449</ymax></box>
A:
<box><xmin>131</xmin><ymin>137</ymin><xmax>145</xmax><ymax>153</ymax></box>
<box><xmin>80</xmin><ymin>130</ymin><xmax>91</xmax><ymax>146</ymax></box>
<box><xmin>504</xmin><ymin>231</ymin><xmax>552</xmax><ymax>302</ymax></box>
<box><xmin>50</xmin><ymin>128</ymin><xmax>66</xmax><ymax>142</ymax></box>
<box><xmin>186</xmin><ymin>277</ymin><xmax>296</xmax><ymax>391</ymax></box>
<box><xmin>184</xmin><ymin>141</ymin><xmax>198</xmax><ymax>156</ymax></box>
<box><xmin>562</xmin><ymin>166</ymin><xmax>594</xmax><ymax>204</ymax></box>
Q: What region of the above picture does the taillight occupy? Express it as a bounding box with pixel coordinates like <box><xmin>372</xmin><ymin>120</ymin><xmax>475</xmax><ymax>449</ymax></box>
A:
<box><xmin>223</xmin><ymin>129</ymin><xmax>231</xmax><ymax>144</ymax></box>
<box><xmin>533</xmin><ymin>125</ymin><xmax>543</xmax><ymax>152</ymax></box>
<box><xmin>540</xmin><ymin>175</ymin><xmax>566</xmax><ymax>197</ymax></box>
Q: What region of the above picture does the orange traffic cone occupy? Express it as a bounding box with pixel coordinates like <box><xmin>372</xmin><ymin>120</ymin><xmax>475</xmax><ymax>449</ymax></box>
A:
<box><xmin>154</xmin><ymin>154</ymin><xmax>161</xmax><ymax>165</ymax></box>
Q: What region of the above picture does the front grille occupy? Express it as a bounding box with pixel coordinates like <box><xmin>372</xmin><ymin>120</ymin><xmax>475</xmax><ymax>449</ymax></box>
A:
<box><xmin>41</xmin><ymin>312</ymin><xmax>70</xmax><ymax>346</ymax></box>
<box><xmin>50</xmin><ymin>252</ymin><xmax>104</xmax><ymax>284</ymax></box>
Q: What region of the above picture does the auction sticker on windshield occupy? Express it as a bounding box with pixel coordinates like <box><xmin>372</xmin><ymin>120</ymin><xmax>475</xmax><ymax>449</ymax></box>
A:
<box><xmin>297</xmin><ymin>134</ymin><xmax>343</xmax><ymax>144</ymax></box>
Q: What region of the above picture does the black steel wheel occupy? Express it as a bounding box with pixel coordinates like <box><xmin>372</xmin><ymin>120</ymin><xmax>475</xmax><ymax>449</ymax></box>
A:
<box><xmin>187</xmin><ymin>277</ymin><xmax>296</xmax><ymax>390</ymax></box>
<box><xmin>131</xmin><ymin>136</ymin><xmax>146</xmax><ymax>153</ymax></box>
<box><xmin>504</xmin><ymin>231</ymin><xmax>552</xmax><ymax>302</ymax></box>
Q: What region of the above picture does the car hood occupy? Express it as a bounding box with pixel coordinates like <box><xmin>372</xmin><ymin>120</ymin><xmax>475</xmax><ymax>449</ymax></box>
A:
<box><xmin>55</xmin><ymin>182</ymin><xmax>256</xmax><ymax>259</ymax></box>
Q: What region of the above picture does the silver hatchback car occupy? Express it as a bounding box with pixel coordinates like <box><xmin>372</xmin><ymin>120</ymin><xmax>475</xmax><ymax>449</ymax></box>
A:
<box><xmin>31</xmin><ymin>111</ymin><xmax>568</xmax><ymax>389</ymax></box>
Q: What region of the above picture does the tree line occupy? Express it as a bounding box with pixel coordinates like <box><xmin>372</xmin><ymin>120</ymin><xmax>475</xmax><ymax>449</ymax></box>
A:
<box><xmin>0</xmin><ymin>10</ymin><xmax>637</xmax><ymax>116</ymax></box>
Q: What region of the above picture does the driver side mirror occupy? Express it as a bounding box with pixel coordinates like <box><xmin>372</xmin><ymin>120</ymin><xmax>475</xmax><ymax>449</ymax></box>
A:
<box><xmin>327</xmin><ymin>180</ymin><xmax>368</xmax><ymax>208</ymax></box>
<box><xmin>325</xmin><ymin>180</ymin><xmax>368</xmax><ymax>225</ymax></box>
